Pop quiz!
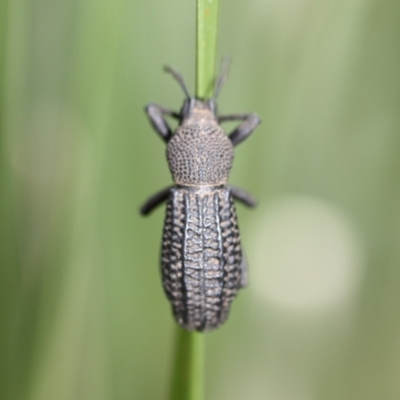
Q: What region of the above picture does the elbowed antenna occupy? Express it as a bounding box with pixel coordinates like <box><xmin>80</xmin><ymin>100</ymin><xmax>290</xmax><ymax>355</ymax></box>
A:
<box><xmin>214</xmin><ymin>56</ymin><xmax>231</xmax><ymax>99</ymax></box>
<box><xmin>164</xmin><ymin>65</ymin><xmax>191</xmax><ymax>98</ymax></box>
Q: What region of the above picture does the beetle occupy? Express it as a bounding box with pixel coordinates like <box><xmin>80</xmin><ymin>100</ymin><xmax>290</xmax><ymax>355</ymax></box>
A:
<box><xmin>140</xmin><ymin>63</ymin><xmax>261</xmax><ymax>331</ymax></box>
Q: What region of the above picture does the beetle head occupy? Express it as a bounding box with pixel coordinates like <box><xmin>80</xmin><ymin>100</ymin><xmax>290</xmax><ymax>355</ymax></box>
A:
<box><xmin>179</xmin><ymin>98</ymin><xmax>217</xmax><ymax>121</ymax></box>
<box><xmin>164</xmin><ymin>58</ymin><xmax>230</xmax><ymax>121</ymax></box>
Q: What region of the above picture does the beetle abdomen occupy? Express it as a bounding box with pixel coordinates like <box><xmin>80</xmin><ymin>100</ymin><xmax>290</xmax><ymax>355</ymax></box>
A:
<box><xmin>161</xmin><ymin>187</ymin><xmax>243</xmax><ymax>331</ymax></box>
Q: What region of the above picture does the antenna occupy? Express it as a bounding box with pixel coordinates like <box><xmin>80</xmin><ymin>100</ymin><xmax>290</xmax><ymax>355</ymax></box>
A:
<box><xmin>214</xmin><ymin>56</ymin><xmax>231</xmax><ymax>99</ymax></box>
<box><xmin>163</xmin><ymin>65</ymin><xmax>191</xmax><ymax>98</ymax></box>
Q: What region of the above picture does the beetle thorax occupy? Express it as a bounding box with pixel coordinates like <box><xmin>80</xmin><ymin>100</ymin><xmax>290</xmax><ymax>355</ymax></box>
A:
<box><xmin>166</xmin><ymin>114</ymin><xmax>234</xmax><ymax>186</ymax></box>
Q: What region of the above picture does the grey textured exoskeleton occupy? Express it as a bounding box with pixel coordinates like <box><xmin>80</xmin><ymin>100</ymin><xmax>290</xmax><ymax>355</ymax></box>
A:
<box><xmin>140</xmin><ymin>62</ymin><xmax>261</xmax><ymax>332</ymax></box>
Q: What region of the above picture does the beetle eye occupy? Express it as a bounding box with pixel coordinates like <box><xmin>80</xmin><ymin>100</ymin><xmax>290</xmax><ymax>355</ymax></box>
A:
<box><xmin>207</xmin><ymin>99</ymin><xmax>216</xmax><ymax>114</ymax></box>
<box><xmin>181</xmin><ymin>99</ymin><xmax>191</xmax><ymax>117</ymax></box>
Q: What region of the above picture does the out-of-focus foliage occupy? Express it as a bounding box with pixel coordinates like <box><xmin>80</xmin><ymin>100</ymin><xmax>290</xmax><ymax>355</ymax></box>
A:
<box><xmin>0</xmin><ymin>1</ymin><xmax>399</xmax><ymax>399</ymax></box>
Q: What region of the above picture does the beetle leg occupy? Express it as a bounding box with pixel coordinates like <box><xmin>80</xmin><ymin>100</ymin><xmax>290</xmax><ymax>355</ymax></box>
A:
<box><xmin>140</xmin><ymin>186</ymin><xmax>172</xmax><ymax>215</ymax></box>
<box><xmin>219</xmin><ymin>113</ymin><xmax>261</xmax><ymax>147</ymax></box>
<box><xmin>145</xmin><ymin>103</ymin><xmax>180</xmax><ymax>143</ymax></box>
<box><xmin>229</xmin><ymin>186</ymin><xmax>257</xmax><ymax>208</ymax></box>
<box><xmin>239</xmin><ymin>251</ymin><xmax>249</xmax><ymax>288</ymax></box>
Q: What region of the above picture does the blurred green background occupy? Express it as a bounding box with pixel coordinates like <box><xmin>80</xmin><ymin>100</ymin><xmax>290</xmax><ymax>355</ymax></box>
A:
<box><xmin>1</xmin><ymin>0</ymin><xmax>400</xmax><ymax>399</ymax></box>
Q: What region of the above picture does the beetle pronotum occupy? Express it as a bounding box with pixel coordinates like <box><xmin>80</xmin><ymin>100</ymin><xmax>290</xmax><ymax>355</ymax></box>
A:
<box><xmin>140</xmin><ymin>63</ymin><xmax>261</xmax><ymax>331</ymax></box>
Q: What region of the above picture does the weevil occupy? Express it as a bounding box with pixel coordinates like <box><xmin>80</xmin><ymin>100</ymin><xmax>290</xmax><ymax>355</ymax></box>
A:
<box><xmin>140</xmin><ymin>63</ymin><xmax>261</xmax><ymax>331</ymax></box>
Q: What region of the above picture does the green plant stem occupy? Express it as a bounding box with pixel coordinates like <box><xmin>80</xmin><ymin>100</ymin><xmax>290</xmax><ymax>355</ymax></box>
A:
<box><xmin>196</xmin><ymin>0</ymin><xmax>219</xmax><ymax>98</ymax></box>
<box><xmin>168</xmin><ymin>1</ymin><xmax>219</xmax><ymax>399</ymax></box>
<box><xmin>0</xmin><ymin>2</ymin><xmax>19</xmax><ymax>399</ymax></box>
<box><xmin>0</xmin><ymin>0</ymin><xmax>7</xmax><ymax>135</ymax></box>
<box><xmin>169</xmin><ymin>329</ymin><xmax>204</xmax><ymax>400</ymax></box>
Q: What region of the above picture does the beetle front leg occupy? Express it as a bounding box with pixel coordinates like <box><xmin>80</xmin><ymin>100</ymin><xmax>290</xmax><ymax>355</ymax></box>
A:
<box><xmin>140</xmin><ymin>186</ymin><xmax>172</xmax><ymax>215</ymax></box>
<box><xmin>239</xmin><ymin>251</ymin><xmax>249</xmax><ymax>288</ymax></box>
<box><xmin>229</xmin><ymin>186</ymin><xmax>257</xmax><ymax>208</ymax></box>
<box><xmin>219</xmin><ymin>113</ymin><xmax>261</xmax><ymax>147</ymax></box>
<box><xmin>145</xmin><ymin>103</ymin><xmax>180</xmax><ymax>143</ymax></box>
